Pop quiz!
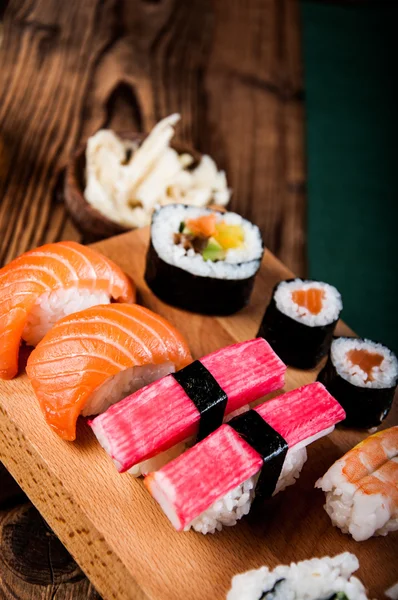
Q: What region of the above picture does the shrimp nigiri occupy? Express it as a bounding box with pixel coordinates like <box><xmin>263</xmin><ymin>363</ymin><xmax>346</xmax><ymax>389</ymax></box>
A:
<box><xmin>0</xmin><ymin>241</ymin><xmax>135</xmax><ymax>379</ymax></box>
<box><xmin>316</xmin><ymin>426</ymin><xmax>398</xmax><ymax>541</ymax></box>
<box><xmin>26</xmin><ymin>303</ymin><xmax>192</xmax><ymax>441</ymax></box>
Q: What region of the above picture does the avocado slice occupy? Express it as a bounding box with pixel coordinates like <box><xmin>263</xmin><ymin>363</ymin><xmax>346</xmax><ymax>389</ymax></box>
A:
<box><xmin>202</xmin><ymin>237</ymin><xmax>225</xmax><ymax>261</ymax></box>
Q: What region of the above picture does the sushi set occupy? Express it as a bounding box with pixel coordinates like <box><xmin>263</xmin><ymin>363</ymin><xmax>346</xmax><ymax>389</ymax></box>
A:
<box><xmin>0</xmin><ymin>209</ymin><xmax>397</xmax><ymax>600</ymax></box>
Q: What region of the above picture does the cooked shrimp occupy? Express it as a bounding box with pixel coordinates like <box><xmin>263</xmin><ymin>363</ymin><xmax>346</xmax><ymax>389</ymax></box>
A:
<box><xmin>316</xmin><ymin>426</ymin><xmax>398</xmax><ymax>541</ymax></box>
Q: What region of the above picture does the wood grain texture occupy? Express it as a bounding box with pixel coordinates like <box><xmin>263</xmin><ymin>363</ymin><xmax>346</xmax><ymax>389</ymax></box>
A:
<box><xmin>0</xmin><ymin>504</ymin><xmax>101</xmax><ymax>600</ymax></box>
<box><xmin>0</xmin><ymin>0</ymin><xmax>306</xmax><ymax>595</ymax></box>
<box><xmin>0</xmin><ymin>0</ymin><xmax>306</xmax><ymax>273</ymax></box>
<box><xmin>0</xmin><ymin>226</ymin><xmax>397</xmax><ymax>600</ymax></box>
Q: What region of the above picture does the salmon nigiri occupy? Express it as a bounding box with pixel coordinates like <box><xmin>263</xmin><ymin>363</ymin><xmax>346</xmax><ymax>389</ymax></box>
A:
<box><xmin>26</xmin><ymin>303</ymin><xmax>192</xmax><ymax>440</ymax></box>
<box><xmin>0</xmin><ymin>241</ymin><xmax>135</xmax><ymax>379</ymax></box>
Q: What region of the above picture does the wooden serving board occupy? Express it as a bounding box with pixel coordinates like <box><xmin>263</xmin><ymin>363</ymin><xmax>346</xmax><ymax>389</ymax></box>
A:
<box><xmin>0</xmin><ymin>228</ymin><xmax>397</xmax><ymax>600</ymax></box>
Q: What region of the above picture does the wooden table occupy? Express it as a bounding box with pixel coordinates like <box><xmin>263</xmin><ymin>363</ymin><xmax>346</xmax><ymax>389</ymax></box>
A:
<box><xmin>0</xmin><ymin>1</ymin><xmax>305</xmax><ymax>597</ymax></box>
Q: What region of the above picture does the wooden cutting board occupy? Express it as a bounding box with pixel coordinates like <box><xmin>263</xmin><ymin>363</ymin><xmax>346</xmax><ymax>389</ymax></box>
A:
<box><xmin>0</xmin><ymin>227</ymin><xmax>396</xmax><ymax>600</ymax></box>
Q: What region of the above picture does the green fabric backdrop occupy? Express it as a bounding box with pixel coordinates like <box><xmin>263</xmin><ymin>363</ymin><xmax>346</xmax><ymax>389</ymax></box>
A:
<box><xmin>301</xmin><ymin>1</ymin><xmax>398</xmax><ymax>353</ymax></box>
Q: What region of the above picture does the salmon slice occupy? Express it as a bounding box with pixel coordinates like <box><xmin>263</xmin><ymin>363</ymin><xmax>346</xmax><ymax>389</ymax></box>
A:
<box><xmin>291</xmin><ymin>288</ymin><xmax>325</xmax><ymax>315</ymax></box>
<box><xmin>26</xmin><ymin>303</ymin><xmax>192</xmax><ymax>441</ymax></box>
<box><xmin>186</xmin><ymin>214</ymin><xmax>217</xmax><ymax>237</ymax></box>
<box><xmin>346</xmin><ymin>348</ymin><xmax>384</xmax><ymax>382</ymax></box>
<box><xmin>0</xmin><ymin>241</ymin><xmax>135</xmax><ymax>380</ymax></box>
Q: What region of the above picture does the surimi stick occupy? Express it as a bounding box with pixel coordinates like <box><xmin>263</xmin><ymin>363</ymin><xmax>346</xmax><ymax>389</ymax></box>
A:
<box><xmin>145</xmin><ymin>382</ymin><xmax>346</xmax><ymax>534</ymax></box>
<box><xmin>90</xmin><ymin>338</ymin><xmax>286</xmax><ymax>474</ymax></box>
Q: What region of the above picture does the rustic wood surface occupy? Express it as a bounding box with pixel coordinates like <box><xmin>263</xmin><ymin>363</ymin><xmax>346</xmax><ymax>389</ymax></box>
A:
<box><xmin>0</xmin><ymin>226</ymin><xmax>397</xmax><ymax>600</ymax></box>
<box><xmin>0</xmin><ymin>0</ymin><xmax>306</xmax><ymax>273</ymax></box>
<box><xmin>0</xmin><ymin>0</ymin><xmax>305</xmax><ymax>597</ymax></box>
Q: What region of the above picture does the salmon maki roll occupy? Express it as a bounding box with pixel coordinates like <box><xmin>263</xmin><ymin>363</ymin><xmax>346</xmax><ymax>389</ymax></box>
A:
<box><xmin>258</xmin><ymin>279</ymin><xmax>342</xmax><ymax>369</ymax></box>
<box><xmin>26</xmin><ymin>304</ymin><xmax>192</xmax><ymax>441</ymax></box>
<box><xmin>317</xmin><ymin>337</ymin><xmax>398</xmax><ymax>428</ymax></box>
<box><xmin>0</xmin><ymin>241</ymin><xmax>135</xmax><ymax>379</ymax></box>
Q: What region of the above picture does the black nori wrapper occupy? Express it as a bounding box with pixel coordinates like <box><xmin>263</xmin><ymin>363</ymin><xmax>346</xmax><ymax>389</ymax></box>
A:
<box><xmin>229</xmin><ymin>410</ymin><xmax>288</xmax><ymax>500</ymax></box>
<box><xmin>172</xmin><ymin>360</ymin><xmax>228</xmax><ymax>441</ymax></box>
<box><xmin>257</xmin><ymin>280</ymin><xmax>338</xmax><ymax>369</ymax></box>
<box><xmin>144</xmin><ymin>240</ymin><xmax>260</xmax><ymax>315</ymax></box>
<box><xmin>317</xmin><ymin>343</ymin><xmax>397</xmax><ymax>429</ymax></box>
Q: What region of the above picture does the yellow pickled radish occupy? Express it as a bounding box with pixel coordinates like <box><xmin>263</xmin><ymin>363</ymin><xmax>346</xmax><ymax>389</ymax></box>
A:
<box><xmin>214</xmin><ymin>223</ymin><xmax>244</xmax><ymax>249</ymax></box>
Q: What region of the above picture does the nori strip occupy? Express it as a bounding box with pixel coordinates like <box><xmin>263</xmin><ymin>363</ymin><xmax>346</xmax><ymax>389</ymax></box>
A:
<box><xmin>257</xmin><ymin>280</ymin><xmax>338</xmax><ymax>370</ymax></box>
<box><xmin>317</xmin><ymin>344</ymin><xmax>397</xmax><ymax>428</ymax></box>
<box><xmin>172</xmin><ymin>360</ymin><xmax>228</xmax><ymax>441</ymax></box>
<box><xmin>145</xmin><ymin>240</ymin><xmax>260</xmax><ymax>316</ymax></box>
<box><xmin>229</xmin><ymin>410</ymin><xmax>288</xmax><ymax>499</ymax></box>
<box><xmin>324</xmin><ymin>594</ymin><xmax>349</xmax><ymax>600</ymax></box>
<box><xmin>259</xmin><ymin>578</ymin><xmax>285</xmax><ymax>599</ymax></box>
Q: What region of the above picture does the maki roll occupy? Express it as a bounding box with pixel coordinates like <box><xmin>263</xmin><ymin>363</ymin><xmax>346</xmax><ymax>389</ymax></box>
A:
<box><xmin>316</xmin><ymin>426</ymin><xmax>398</xmax><ymax>541</ymax></box>
<box><xmin>145</xmin><ymin>383</ymin><xmax>345</xmax><ymax>534</ymax></box>
<box><xmin>317</xmin><ymin>337</ymin><xmax>398</xmax><ymax>428</ymax></box>
<box><xmin>257</xmin><ymin>279</ymin><xmax>342</xmax><ymax>369</ymax></box>
<box><xmin>227</xmin><ymin>553</ymin><xmax>370</xmax><ymax>600</ymax></box>
<box><xmin>144</xmin><ymin>205</ymin><xmax>263</xmax><ymax>315</ymax></box>
<box><xmin>90</xmin><ymin>338</ymin><xmax>286</xmax><ymax>474</ymax></box>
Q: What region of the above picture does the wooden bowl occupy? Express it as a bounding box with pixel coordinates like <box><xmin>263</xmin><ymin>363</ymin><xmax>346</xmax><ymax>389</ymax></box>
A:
<box><xmin>64</xmin><ymin>132</ymin><xmax>203</xmax><ymax>243</ymax></box>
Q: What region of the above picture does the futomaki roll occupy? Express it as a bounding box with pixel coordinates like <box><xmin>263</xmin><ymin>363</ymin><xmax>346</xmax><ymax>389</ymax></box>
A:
<box><xmin>257</xmin><ymin>279</ymin><xmax>342</xmax><ymax>369</ymax></box>
<box><xmin>227</xmin><ymin>553</ymin><xmax>370</xmax><ymax>600</ymax></box>
<box><xmin>317</xmin><ymin>337</ymin><xmax>398</xmax><ymax>429</ymax></box>
<box><xmin>144</xmin><ymin>205</ymin><xmax>263</xmax><ymax>315</ymax></box>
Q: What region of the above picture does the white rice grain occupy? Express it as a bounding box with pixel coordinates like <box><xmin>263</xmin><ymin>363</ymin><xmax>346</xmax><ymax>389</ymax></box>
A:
<box><xmin>274</xmin><ymin>279</ymin><xmax>342</xmax><ymax>327</ymax></box>
<box><xmin>227</xmin><ymin>553</ymin><xmax>371</xmax><ymax>600</ymax></box>
<box><xmin>186</xmin><ymin>446</ymin><xmax>308</xmax><ymax>535</ymax></box>
<box><xmin>331</xmin><ymin>337</ymin><xmax>398</xmax><ymax>389</ymax></box>
<box><xmin>151</xmin><ymin>205</ymin><xmax>263</xmax><ymax>280</ymax></box>
<box><xmin>22</xmin><ymin>287</ymin><xmax>111</xmax><ymax>347</ymax></box>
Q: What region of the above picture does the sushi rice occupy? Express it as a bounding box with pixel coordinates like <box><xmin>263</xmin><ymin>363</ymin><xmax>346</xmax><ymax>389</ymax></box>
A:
<box><xmin>81</xmin><ymin>362</ymin><xmax>175</xmax><ymax>417</ymax></box>
<box><xmin>22</xmin><ymin>287</ymin><xmax>111</xmax><ymax>346</ymax></box>
<box><xmin>317</xmin><ymin>457</ymin><xmax>398</xmax><ymax>542</ymax></box>
<box><xmin>274</xmin><ymin>280</ymin><xmax>342</xmax><ymax>327</ymax></box>
<box><xmin>151</xmin><ymin>205</ymin><xmax>263</xmax><ymax>280</ymax></box>
<box><xmin>316</xmin><ymin>427</ymin><xmax>398</xmax><ymax>541</ymax></box>
<box><xmin>188</xmin><ymin>446</ymin><xmax>308</xmax><ymax>535</ymax></box>
<box><xmin>330</xmin><ymin>337</ymin><xmax>398</xmax><ymax>389</ymax></box>
<box><xmin>184</xmin><ymin>427</ymin><xmax>333</xmax><ymax>535</ymax></box>
<box><xmin>227</xmin><ymin>553</ymin><xmax>371</xmax><ymax>600</ymax></box>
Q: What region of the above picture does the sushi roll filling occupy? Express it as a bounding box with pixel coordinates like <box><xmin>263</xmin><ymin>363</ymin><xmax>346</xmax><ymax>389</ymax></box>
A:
<box><xmin>274</xmin><ymin>280</ymin><xmax>342</xmax><ymax>327</ymax></box>
<box><xmin>331</xmin><ymin>338</ymin><xmax>398</xmax><ymax>389</ymax></box>
<box><xmin>174</xmin><ymin>213</ymin><xmax>245</xmax><ymax>262</ymax></box>
<box><xmin>150</xmin><ymin>204</ymin><xmax>263</xmax><ymax>280</ymax></box>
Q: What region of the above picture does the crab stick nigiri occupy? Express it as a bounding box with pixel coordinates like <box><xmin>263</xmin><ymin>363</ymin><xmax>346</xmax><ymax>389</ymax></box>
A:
<box><xmin>0</xmin><ymin>241</ymin><xmax>135</xmax><ymax>379</ymax></box>
<box><xmin>26</xmin><ymin>304</ymin><xmax>192</xmax><ymax>441</ymax></box>
<box><xmin>316</xmin><ymin>426</ymin><xmax>398</xmax><ymax>541</ymax></box>
<box><xmin>90</xmin><ymin>338</ymin><xmax>286</xmax><ymax>474</ymax></box>
<box><xmin>145</xmin><ymin>382</ymin><xmax>345</xmax><ymax>534</ymax></box>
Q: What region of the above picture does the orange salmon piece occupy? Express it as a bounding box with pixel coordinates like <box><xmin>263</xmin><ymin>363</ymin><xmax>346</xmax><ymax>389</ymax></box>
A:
<box><xmin>26</xmin><ymin>304</ymin><xmax>192</xmax><ymax>441</ymax></box>
<box><xmin>291</xmin><ymin>288</ymin><xmax>325</xmax><ymax>315</ymax></box>
<box><xmin>0</xmin><ymin>242</ymin><xmax>135</xmax><ymax>380</ymax></box>
<box><xmin>346</xmin><ymin>348</ymin><xmax>384</xmax><ymax>382</ymax></box>
<box><xmin>186</xmin><ymin>214</ymin><xmax>217</xmax><ymax>238</ymax></box>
